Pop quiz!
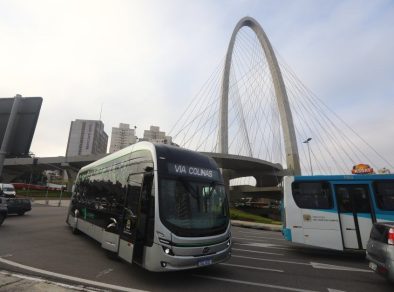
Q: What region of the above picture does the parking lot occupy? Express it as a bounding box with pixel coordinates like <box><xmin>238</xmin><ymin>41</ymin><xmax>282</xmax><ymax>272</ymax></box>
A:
<box><xmin>0</xmin><ymin>204</ymin><xmax>392</xmax><ymax>291</ymax></box>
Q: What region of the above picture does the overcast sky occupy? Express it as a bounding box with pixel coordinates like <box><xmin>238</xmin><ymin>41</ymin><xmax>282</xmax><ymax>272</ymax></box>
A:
<box><xmin>1</xmin><ymin>0</ymin><xmax>393</xmax><ymax>165</ymax></box>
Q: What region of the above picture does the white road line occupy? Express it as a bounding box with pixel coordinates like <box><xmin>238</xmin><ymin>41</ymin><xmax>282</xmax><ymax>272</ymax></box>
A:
<box><xmin>0</xmin><ymin>257</ymin><xmax>148</xmax><ymax>292</ymax></box>
<box><xmin>0</xmin><ymin>254</ymin><xmax>13</xmax><ymax>258</ymax></box>
<box><xmin>95</xmin><ymin>268</ymin><xmax>114</xmax><ymax>278</ymax></box>
<box><xmin>232</xmin><ymin>248</ymin><xmax>283</xmax><ymax>256</ymax></box>
<box><xmin>232</xmin><ymin>255</ymin><xmax>372</xmax><ymax>273</ymax></box>
<box><xmin>220</xmin><ymin>263</ymin><xmax>283</xmax><ymax>273</ymax></box>
<box><xmin>232</xmin><ymin>254</ymin><xmax>310</xmax><ymax>265</ymax></box>
<box><xmin>310</xmin><ymin>262</ymin><xmax>371</xmax><ymax>273</ymax></box>
<box><xmin>236</xmin><ymin>242</ymin><xmax>292</xmax><ymax>250</ymax></box>
<box><xmin>233</xmin><ymin>235</ymin><xmax>285</xmax><ymax>241</ymax></box>
<box><xmin>0</xmin><ymin>270</ymin><xmax>98</xmax><ymax>292</ymax></box>
<box><xmin>193</xmin><ymin>274</ymin><xmax>318</xmax><ymax>292</ymax></box>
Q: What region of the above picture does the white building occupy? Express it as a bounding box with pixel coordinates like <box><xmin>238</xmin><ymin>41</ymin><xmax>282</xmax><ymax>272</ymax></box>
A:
<box><xmin>109</xmin><ymin>123</ymin><xmax>137</xmax><ymax>153</ymax></box>
<box><xmin>142</xmin><ymin>125</ymin><xmax>173</xmax><ymax>144</ymax></box>
<box><xmin>66</xmin><ymin>119</ymin><xmax>108</xmax><ymax>157</ymax></box>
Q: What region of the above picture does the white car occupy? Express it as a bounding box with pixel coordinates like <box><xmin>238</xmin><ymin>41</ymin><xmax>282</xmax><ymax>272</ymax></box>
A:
<box><xmin>0</xmin><ymin>183</ymin><xmax>16</xmax><ymax>198</ymax></box>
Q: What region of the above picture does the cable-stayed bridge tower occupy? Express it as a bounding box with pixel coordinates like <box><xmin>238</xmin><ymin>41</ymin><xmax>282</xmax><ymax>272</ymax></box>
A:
<box><xmin>219</xmin><ymin>17</ymin><xmax>301</xmax><ymax>175</ymax></box>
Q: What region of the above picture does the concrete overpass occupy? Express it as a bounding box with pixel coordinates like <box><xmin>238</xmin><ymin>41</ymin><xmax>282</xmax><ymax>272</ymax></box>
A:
<box><xmin>2</xmin><ymin>152</ymin><xmax>284</xmax><ymax>199</ymax></box>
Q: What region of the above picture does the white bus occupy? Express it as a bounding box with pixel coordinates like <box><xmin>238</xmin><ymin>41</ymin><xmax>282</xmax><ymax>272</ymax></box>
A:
<box><xmin>66</xmin><ymin>142</ymin><xmax>231</xmax><ymax>271</ymax></box>
<box><xmin>282</xmin><ymin>175</ymin><xmax>394</xmax><ymax>251</ymax></box>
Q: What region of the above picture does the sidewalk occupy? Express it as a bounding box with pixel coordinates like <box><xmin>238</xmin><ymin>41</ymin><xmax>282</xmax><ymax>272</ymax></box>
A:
<box><xmin>33</xmin><ymin>199</ymin><xmax>70</xmax><ymax>207</ymax></box>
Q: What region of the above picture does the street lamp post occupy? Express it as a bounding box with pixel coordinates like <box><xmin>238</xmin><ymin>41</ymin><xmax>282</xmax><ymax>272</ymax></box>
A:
<box><xmin>303</xmin><ymin>138</ymin><xmax>313</xmax><ymax>175</ymax></box>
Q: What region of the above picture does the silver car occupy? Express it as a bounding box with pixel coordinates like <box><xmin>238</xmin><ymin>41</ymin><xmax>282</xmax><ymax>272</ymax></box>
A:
<box><xmin>366</xmin><ymin>222</ymin><xmax>394</xmax><ymax>282</ymax></box>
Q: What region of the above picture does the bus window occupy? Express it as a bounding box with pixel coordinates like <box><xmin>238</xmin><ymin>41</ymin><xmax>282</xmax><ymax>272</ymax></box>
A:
<box><xmin>336</xmin><ymin>185</ymin><xmax>371</xmax><ymax>213</ymax></box>
<box><xmin>291</xmin><ymin>182</ymin><xmax>333</xmax><ymax>209</ymax></box>
<box><xmin>336</xmin><ymin>187</ymin><xmax>352</xmax><ymax>212</ymax></box>
<box><xmin>374</xmin><ymin>181</ymin><xmax>394</xmax><ymax>210</ymax></box>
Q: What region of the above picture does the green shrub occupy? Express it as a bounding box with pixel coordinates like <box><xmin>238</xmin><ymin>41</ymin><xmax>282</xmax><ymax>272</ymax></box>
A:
<box><xmin>230</xmin><ymin>208</ymin><xmax>281</xmax><ymax>225</ymax></box>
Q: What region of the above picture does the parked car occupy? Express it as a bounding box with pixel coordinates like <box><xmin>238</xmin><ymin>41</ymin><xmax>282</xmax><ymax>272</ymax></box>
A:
<box><xmin>366</xmin><ymin>222</ymin><xmax>394</xmax><ymax>282</ymax></box>
<box><xmin>0</xmin><ymin>183</ymin><xmax>16</xmax><ymax>198</ymax></box>
<box><xmin>0</xmin><ymin>197</ymin><xmax>7</xmax><ymax>226</ymax></box>
<box><xmin>5</xmin><ymin>198</ymin><xmax>31</xmax><ymax>216</ymax></box>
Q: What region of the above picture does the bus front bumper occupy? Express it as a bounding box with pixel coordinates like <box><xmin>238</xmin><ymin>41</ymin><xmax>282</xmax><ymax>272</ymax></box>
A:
<box><xmin>143</xmin><ymin>242</ymin><xmax>232</xmax><ymax>272</ymax></box>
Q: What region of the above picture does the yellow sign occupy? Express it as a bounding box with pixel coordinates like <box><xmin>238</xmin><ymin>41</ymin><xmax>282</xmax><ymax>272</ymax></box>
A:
<box><xmin>352</xmin><ymin>164</ymin><xmax>374</xmax><ymax>174</ymax></box>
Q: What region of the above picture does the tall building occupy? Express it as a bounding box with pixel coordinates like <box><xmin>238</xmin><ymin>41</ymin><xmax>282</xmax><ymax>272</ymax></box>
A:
<box><xmin>109</xmin><ymin>123</ymin><xmax>137</xmax><ymax>153</ymax></box>
<box><xmin>66</xmin><ymin>119</ymin><xmax>108</xmax><ymax>157</ymax></box>
<box><xmin>142</xmin><ymin>125</ymin><xmax>173</xmax><ymax>144</ymax></box>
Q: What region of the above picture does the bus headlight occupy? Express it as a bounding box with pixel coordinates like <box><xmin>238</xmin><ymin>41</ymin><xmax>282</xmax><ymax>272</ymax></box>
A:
<box><xmin>162</xmin><ymin>246</ymin><xmax>174</xmax><ymax>256</ymax></box>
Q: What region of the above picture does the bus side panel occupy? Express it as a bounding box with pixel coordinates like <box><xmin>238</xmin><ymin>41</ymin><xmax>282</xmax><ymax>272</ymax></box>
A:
<box><xmin>283</xmin><ymin>176</ymin><xmax>304</xmax><ymax>244</ymax></box>
<box><xmin>301</xmin><ymin>209</ymin><xmax>343</xmax><ymax>250</ymax></box>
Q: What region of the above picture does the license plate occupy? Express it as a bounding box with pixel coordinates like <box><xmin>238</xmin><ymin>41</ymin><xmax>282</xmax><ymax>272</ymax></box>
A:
<box><xmin>198</xmin><ymin>258</ymin><xmax>212</xmax><ymax>267</ymax></box>
<box><xmin>369</xmin><ymin>262</ymin><xmax>377</xmax><ymax>271</ymax></box>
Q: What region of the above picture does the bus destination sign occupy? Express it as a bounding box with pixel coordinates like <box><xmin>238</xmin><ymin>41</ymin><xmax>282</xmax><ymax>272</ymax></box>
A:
<box><xmin>168</xmin><ymin>163</ymin><xmax>220</xmax><ymax>180</ymax></box>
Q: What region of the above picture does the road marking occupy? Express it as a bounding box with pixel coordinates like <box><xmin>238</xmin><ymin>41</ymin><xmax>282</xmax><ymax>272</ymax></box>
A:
<box><xmin>232</xmin><ymin>248</ymin><xmax>283</xmax><ymax>256</ymax></box>
<box><xmin>232</xmin><ymin>255</ymin><xmax>372</xmax><ymax>272</ymax></box>
<box><xmin>233</xmin><ymin>235</ymin><xmax>285</xmax><ymax>242</ymax></box>
<box><xmin>327</xmin><ymin>289</ymin><xmax>346</xmax><ymax>292</ymax></box>
<box><xmin>238</xmin><ymin>242</ymin><xmax>291</xmax><ymax>250</ymax></box>
<box><xmin>0</xmin><ymin>257</ymin><xmax>148</xmax><ymax>292</ymax></box>
<box><xmin>96</xmin><ymin>268</ymin><xmax>114</xmax><ymax>278</ymax></box>
<box><xmin>220</xmin><ymin>263</ymin><xmax>283</xmax><ymax>273</ymax></box>
<box><xmin>0</xmin><ymin>270</ymin><xmax>98</xmax><ymax>292</ymax></box>
<box><xmin>233</xmin><ymin>255</ymin><xmax>310</xmax><ymax>265</ymax></box>
<box><xmin>311</xmin><ymin>262</ymin><xmax>371</xmax><ymax>273</ymax></box>
<box><xmin>0</xmin><ymin>254</ymin><xmax>13</xmax><ymax>258</ymax></box>
<box><xmin>193</xmin><ymin>274</ymin><xmax>318</xmax><ymax>292</ymax></box>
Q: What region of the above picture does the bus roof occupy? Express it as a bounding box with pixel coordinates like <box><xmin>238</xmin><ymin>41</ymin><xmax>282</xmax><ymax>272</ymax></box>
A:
<box><xmin>78</xmin><ymin>141</ymin><xmax>156</xmax><ymax>174</ymax></box>
<box><xmin>77</xmin><ymin>142</ymin><xmax>219</xmax><ymax>176</ymax></box>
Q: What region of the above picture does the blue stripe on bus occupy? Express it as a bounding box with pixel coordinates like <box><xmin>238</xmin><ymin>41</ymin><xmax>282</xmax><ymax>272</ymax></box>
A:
<box><xmin>282</xmin><ymin>228</ymin><xmax>292</xmax><ymax>241</ymax></box>
<box><xmin>295</xmin><ymin>209</ymin><xmax>394</xmax><ymax>220</ymax></box>
<box><xmin>376</xmin><ymin>214</ymin><xmax>394</xmax><ymax>221</ymax></box>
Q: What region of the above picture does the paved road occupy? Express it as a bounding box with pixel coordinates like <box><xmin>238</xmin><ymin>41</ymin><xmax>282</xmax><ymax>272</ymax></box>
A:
<box><xmin>0</xmin><ymin>204</ymin><xmax>392</xmax><ymax>291</ymax></box>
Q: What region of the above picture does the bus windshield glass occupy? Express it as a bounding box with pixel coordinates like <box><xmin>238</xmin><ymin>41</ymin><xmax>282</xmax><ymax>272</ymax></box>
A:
<box><xmin>159</xmin><ymin>178</ymin><xmax>229</xmax><ymax>237</ymax></box>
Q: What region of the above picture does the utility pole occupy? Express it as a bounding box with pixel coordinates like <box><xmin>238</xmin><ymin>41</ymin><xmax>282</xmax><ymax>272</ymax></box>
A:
<box><xmin>303</xmin><ymin>138</ymin><xmax>313</xmax><ymax>175</ymax></box>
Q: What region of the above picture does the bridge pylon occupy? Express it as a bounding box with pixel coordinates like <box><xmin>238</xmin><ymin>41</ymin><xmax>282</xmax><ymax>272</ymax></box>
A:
<box><xmin>219</xmin><ymin>16</ymin><xmax>301</xmax><ymax>175</ymax></box>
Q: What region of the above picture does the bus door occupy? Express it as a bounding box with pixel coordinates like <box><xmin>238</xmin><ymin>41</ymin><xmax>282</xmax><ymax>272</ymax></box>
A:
<box><xmin>118</xmin><ymin>173</ymin><xmax>143</xmax><ymax>263</ymax></box>
<box><xmin>118</xmin><ymin>172</ymin><xmax>154</xmax><ymax>264</ymax></box>
<box><xmin>334</xmin><ymin>184</ymin><xmax>375</xmax><ymax>249</ymax></box>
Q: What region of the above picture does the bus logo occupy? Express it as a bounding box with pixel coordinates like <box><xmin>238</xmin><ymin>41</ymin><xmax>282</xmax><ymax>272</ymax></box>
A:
<box><xmin>202</xmin><ymin>247</ymin><xmax>210</xmax><ymax>254</ymax></box>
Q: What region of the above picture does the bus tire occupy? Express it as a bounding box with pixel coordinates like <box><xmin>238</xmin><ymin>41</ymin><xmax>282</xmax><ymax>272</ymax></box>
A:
<box><xmin>72</xmin><ymin>223</ymin><xmax>80</xmax><ymax>235</ymax></box>
<box><xmin>0</xmin><ymin>214</ymin><xmax>5</xmax><ymax>226</ymax></box>
<box><xmin>105</xmin><ymin>249</ymin><xmax>119</xmax><ymax>261</ymax></box>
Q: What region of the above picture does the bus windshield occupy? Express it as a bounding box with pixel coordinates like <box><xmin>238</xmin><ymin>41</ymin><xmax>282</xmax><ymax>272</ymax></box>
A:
<box><xmin>159</xmin><ymin>178</ymin><xmax>229</xmax><ymax>237</ymax></box>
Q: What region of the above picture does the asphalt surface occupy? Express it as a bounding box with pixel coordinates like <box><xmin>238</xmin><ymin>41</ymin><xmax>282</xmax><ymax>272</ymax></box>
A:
<box><xmin>0</xmin><ymin>204</ymin><xmax>392</xmax><ymax>292</ymax></box>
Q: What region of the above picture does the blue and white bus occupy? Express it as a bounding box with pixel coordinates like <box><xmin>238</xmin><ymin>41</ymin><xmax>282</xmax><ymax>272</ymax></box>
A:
<box><xmin>282</xmin><ymin>175</ymin><xmax>394</xmax><ymax>250</ymax></box>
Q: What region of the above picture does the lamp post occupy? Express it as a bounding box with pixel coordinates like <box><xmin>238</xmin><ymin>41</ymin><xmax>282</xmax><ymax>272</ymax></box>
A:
<box><xmin>303</xmin><ymin>138</ymin><xmax>313</xmax><ymax>175</ymax></box>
